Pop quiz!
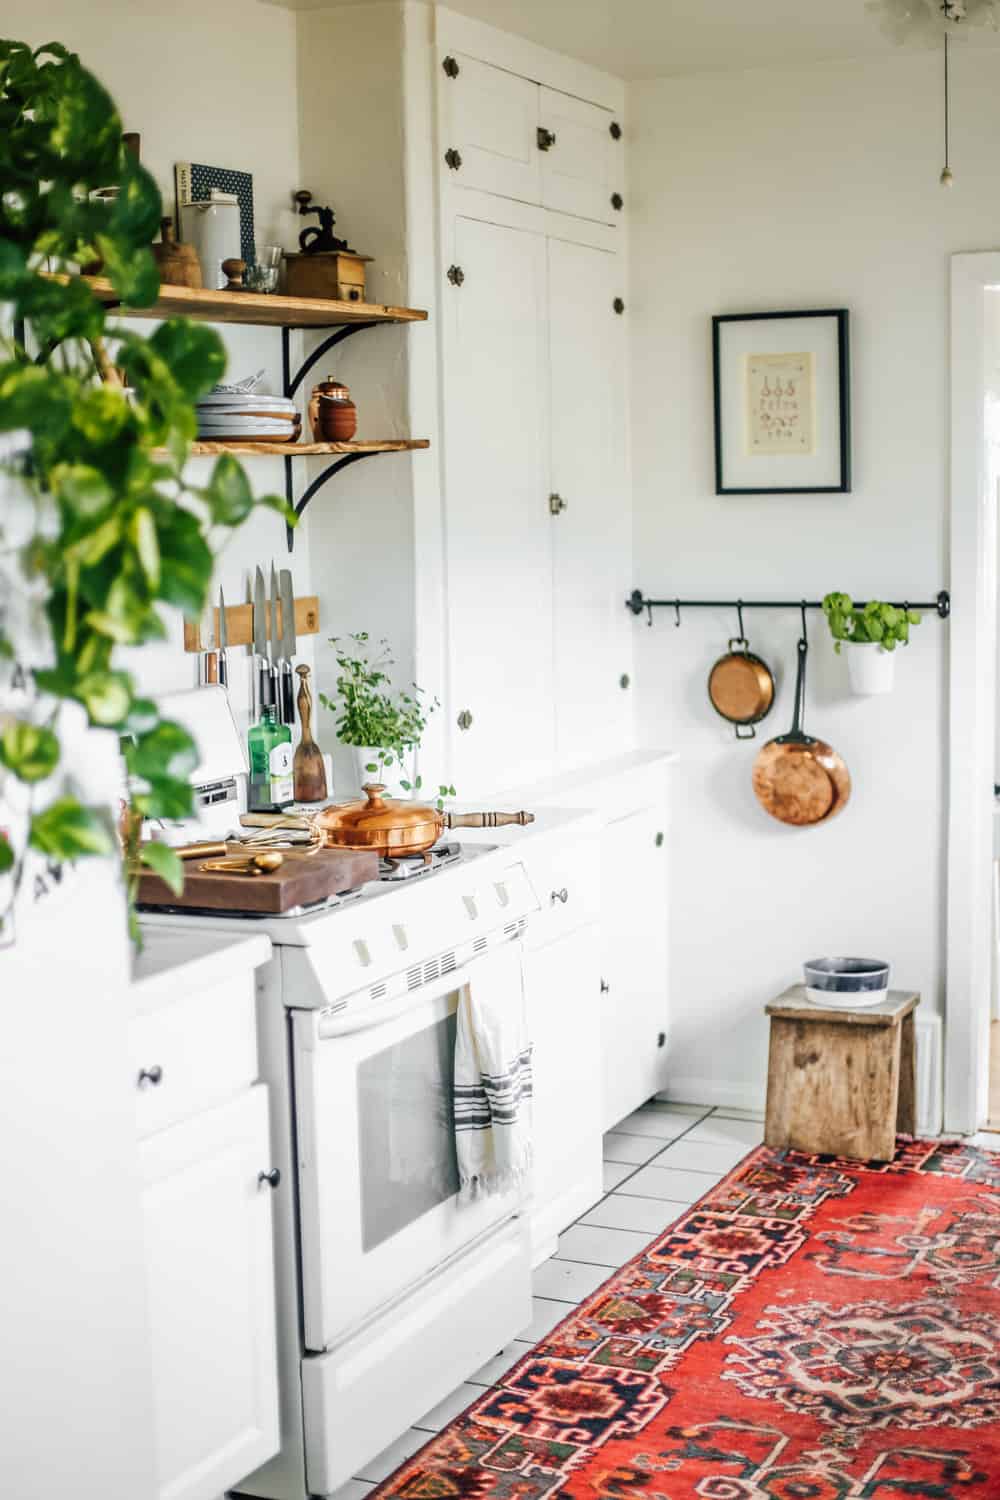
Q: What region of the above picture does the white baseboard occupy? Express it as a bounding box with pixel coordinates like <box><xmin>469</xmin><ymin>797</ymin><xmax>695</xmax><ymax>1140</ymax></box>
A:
<box><xmin>662</xmin><ymin>1015</ymin><xmax>943</xmax><ymax>1137</ymax></box>
<box><xmin>657</xmin><ymin>1078</ymin><xmax>766</xmax><ymax>1114</ymax></box>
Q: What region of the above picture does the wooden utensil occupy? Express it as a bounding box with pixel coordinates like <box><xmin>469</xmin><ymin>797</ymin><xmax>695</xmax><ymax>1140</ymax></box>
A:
<box><xmin>314</xmin><ymin>784</ymin><xmax>534</xmax><ymax>858</ymax></box>
<box><xmin>293</xmin><ymin>664</ymin><xmax>328</xmax><ymax>802</ymax></box>
<box><xmin>752</xmin><ymin>639</ymin><xmax>851</xmax><ymax>826</ymax></box>
<box><xmin>708</xmin><ymin>634</ymin><xmax>774</xmax><ymax>739</ymax></box>
<box><xmin>136</xmin><ymin>845</ymin><xmax>378</xmax><ymax>914</ymax></box>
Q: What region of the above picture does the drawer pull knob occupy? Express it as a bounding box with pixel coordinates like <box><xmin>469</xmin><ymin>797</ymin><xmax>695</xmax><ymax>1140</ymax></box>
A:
<box><xmin>258</xmin><ymin>1168</ymin><xmax>281</xmax><ymax>1190</ymax></box>
<box><xmin>600</xmin><ymin>978</ymin><xmax>610</xmax><ymax>993</ymax></box>
<box><xmin>550</xmin><ymin>887</ymin><xmax>569</xmax><ymax>905</ymax></box>
<box><xmin>137</xmin><ymin>1065</ymin><xmax>163</xmax><ymax>1088</ymax></box>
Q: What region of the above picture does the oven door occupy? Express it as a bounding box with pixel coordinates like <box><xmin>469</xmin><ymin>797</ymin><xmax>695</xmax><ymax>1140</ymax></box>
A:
<box><xmin>291</xmin><ymin>947</ymin><xmax>524</xmax><ymax>1353</ymax></box>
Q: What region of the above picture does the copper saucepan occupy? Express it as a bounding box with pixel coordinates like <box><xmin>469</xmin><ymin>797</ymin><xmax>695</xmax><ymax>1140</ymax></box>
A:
<box><xmin>708</xmin><ymin>633</ymin><xmax>775</xmax><ymax>739</ymax></box>
<box><xmin>752</xmin><ymin>639</ymin><xmax>850</xmax><ymax>826</ymax></box>
<box><xmin>314</xmin><ymin>784</ymin><xmax>535</xmax><ymax>858</ymax></box>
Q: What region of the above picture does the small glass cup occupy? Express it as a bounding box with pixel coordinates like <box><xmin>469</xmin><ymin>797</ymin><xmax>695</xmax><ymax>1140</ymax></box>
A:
<box><xmin>246</xmin><ymin>245</ymin><xmax>282</xmax><ymax>293</ymax></box>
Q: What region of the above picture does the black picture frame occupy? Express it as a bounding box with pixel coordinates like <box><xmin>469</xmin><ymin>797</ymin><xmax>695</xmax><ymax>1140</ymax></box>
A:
<box><xmin>712</xmin><ymin>309</ymin><xmax>851</xmax><ymax>495</ymax></box>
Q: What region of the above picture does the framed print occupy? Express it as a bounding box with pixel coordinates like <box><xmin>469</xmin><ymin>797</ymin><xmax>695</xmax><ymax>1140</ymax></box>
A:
<box><xmin>712</xmin><ymin>309</ymin><xmax>851</xmax><ymax>494</ymax></box>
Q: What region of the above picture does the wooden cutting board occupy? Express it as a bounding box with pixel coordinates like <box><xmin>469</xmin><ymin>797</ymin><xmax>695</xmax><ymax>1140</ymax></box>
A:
<box><xmin>137</xmin><ymin>846</ymin><xmax>379</xmax><ymax>914</ymax></box>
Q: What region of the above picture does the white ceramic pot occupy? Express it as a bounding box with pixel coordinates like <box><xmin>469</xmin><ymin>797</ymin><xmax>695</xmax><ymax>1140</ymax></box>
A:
<box><xmin>180</xmin><ymin>195</ymin><xmax>240</xmax><ymax>291</ymax></box>
<box><xmin>352</xmin><ymin>745</ymin><xmax>417</xmax><ymax>799</ymax></box>
<box><xmin>846</xmin><ymin>642</ymin><xmax>896</xmax><ymax>696</ymax></box>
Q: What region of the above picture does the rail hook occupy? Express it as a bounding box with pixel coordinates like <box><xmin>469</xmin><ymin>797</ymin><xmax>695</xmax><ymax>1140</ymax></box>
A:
<box><xmin>800</xmin><ymin>600</ymin><xmax>808</xmax><ymax>645</ymax></box>
<box><xmin>674</xmin><ymin>599</ymin><xmax>682</xmax><ymax>628</ymax></box>
<box><xmin>735</xmin><ymin>600</ymin><xmax>746</xmax><ymax>645</ymax></box>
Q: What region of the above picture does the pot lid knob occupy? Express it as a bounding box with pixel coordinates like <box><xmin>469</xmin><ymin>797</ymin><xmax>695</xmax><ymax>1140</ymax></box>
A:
<box><xmin>362</xmin><ymin>783</ymin><xmax>387</xmax><ymax>807</ymax></box>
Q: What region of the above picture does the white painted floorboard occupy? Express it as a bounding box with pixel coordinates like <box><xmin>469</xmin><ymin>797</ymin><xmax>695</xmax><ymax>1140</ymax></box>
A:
<box><xmin>343</xmin><ymin>1099</ymin><xmax>744</xmax><ymax>1500</ymax></box>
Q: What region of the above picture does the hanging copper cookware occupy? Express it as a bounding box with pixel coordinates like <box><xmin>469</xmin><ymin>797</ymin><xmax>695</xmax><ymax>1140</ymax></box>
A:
<box><xmin>752</xmin><ymin>638</ymin><xmax>851</xmax><ymax>826</ymax></box>
<box><xmin>313</xmin><ymin>784</ymin><xmax>535</xmax><ymax>858</ymax></box>
<box><xmin>708</xmin><ymin>612</ymin><xmax>775</xmax><ymax>739</ymax></box>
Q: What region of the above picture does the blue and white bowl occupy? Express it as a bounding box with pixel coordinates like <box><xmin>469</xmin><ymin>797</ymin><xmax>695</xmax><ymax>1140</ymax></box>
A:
<box><xmin>803</xmin><ymin>957</ymin><xmax>890</xmax><ymax>1009</ymax></box>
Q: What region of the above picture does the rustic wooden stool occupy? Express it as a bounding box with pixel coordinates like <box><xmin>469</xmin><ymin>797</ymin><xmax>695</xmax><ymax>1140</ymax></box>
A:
<box><xmin>764</xmin><ymin>985</ymin><xmax>919</xmax><ymax>1161</ymax></box>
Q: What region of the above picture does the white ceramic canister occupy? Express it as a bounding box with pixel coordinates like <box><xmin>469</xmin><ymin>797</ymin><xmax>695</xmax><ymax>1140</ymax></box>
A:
<box><xmin>180</xmin><ymin>191</ymin><xmax>240</xmax><ymax>291</ymax></box>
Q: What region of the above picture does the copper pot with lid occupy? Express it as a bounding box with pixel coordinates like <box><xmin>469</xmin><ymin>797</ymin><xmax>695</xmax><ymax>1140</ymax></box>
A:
<box><xmin>313</xmin><ymin>784</ymin><xmax>535</xmax><ymax>858</ymax></box>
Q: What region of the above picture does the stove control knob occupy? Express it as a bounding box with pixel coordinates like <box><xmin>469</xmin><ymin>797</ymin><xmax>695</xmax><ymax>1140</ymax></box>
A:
<box><xmin>550</xmin><ymin>887</ymin><xmax>569</xmax><ymax>905</ymax></box>
<box><xmin>353</xmin><ymin>938</ymin><xmax>373</xmax><ymax>967</ymax></box>
<box><xmin>392</xmin><ymin>923</ymin><xmax>409</xmax><ymax>951</ymax></box>
<box><xmin>463</xmin><ymin>894</ymin><xmax>479</xmax><ymax>920</ymax></box>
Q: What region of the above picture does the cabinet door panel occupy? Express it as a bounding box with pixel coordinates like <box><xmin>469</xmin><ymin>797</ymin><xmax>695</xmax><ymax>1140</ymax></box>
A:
<box><xmin>442</xmin><ymin>54</ymin><xmax>540</xmax><ymax>203</ymax></box>
<box><xmin>524</xmin><ymin>926</ymin><xmax>602</xmax><ymax>1255</ymax></box>
<box><xmin>140</xmin><ymin>1086</ymin><xmax>279</xmax><ymax>1500</ymax></box>
<box><xmin>600</xmin><ymin>811</ymin><xmax>670</xmax><ymax>1132</ymax></box>
<box><xmin>549</xmin><ymin>235</ymin><xmax>632</xmax><ymax>768</ymax></box>
<box><xmin>539</xmin><ymin>88</ymin><xmax>619</xmax><ymax>224</ymax></box>
<box><xmin>444</xmin><ymin>210</ymin><xmax>554</xmax><ymax>794</ymax></box>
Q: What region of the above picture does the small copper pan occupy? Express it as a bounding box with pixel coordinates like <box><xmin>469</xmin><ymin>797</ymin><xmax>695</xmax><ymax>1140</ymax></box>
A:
<box><xmin>708</xmin><ymin>634</ymin><xmax>775</xmax><ymax>739</ymax></box>
<box><xmin>752</xmin><ymin>638</ymin><xmax>851</xmax><ymax>827</ymax></box>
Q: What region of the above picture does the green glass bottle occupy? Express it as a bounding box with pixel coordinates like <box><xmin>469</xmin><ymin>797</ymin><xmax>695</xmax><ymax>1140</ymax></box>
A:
<box><xmin>248</xmin><ymin>682</ymin><xmax>293</xmax><ymax>813</ymax></box>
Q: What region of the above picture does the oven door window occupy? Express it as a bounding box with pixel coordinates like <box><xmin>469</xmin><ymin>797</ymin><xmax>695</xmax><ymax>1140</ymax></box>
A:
<box><xmin>358</xmin><ymin>1009</ymin><xmax>460</xmax><ymax>1251</ymax></box>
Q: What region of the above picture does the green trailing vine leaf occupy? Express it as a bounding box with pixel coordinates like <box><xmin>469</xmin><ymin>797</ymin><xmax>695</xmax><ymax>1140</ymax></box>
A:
<box><xmin>0</xmin><ymin>39</ymin><xmax>288</xmax><ymax>927</ymax></box>
<box><xmin>138</xmin><ymin>839</ymin><xmax>184</xmax><ymax>896</ymax></box>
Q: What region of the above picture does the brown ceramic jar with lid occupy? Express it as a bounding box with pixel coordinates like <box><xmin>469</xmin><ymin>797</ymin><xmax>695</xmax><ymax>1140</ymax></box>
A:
<box><xmin>308</xmin><ymin>376</ymin><xmax>357</xmax><ymax>442</ymax></box>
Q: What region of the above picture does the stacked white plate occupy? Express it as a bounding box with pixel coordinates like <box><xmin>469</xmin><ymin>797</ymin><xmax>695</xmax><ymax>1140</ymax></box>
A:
<box><xmin>196</xmin><ymin>392</ymin><xmax>300</xmax><ymax>443</ymax></box>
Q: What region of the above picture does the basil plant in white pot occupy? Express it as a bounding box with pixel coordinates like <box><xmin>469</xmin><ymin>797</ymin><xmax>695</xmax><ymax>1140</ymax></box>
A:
<box><xmin>320</xmin><ymin>633</ymin><xmax>454</xmax><ymax>803</ymax></box>
<box><xmin>821</xmin><ymin>593</ymin><xmax>922</xmax><ymax>695</ymax></box>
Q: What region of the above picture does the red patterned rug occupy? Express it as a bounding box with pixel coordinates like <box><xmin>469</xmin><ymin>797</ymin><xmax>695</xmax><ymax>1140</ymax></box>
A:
<box><xmin>374</xmin><ymin>1138</ymin><xmax>1000</xmax><ymax>1500</ymax></box>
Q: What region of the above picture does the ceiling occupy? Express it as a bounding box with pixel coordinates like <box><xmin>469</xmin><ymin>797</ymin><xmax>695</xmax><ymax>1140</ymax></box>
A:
<box><xmin>264</xmin><ymin>0</ymin><xmax>991</xmax><ymax>80</ymax></box>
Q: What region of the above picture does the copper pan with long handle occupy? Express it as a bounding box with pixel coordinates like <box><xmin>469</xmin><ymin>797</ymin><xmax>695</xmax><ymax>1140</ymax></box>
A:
<box><xmin>313</xmin><ymin>784</ymin><xmax>535</xmax><ymax>858</ymax></box>
<box><xmin>752</xmin><ymin>638</ymin><xmax>850</xmax><ymax>826</ymax></box>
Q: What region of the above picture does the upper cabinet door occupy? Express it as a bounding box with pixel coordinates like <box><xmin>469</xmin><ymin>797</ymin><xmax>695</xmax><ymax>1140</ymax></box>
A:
<box><xmin>440</xmin><ymin>54</ymin><xmax>541</xmax><ymax>204</ymax></box>
<box><xmin>548</xmin><ymin>235</ymin><xmax>631</xmax><ymax>768</ymax></box>
<box><xmin>538</xmin><ymin>88</ymin><xmax>621</xmax><ymax>225</ymax></box>
<box><xmin>442</xmin><ymin>206</ymin><xmax>554</xmax><ymax>795</ymax></box>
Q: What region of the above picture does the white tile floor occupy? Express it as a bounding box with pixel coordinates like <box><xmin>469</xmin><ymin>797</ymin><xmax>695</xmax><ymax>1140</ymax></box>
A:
<box><xmin>340</xmin><ymin>1099</ymin><xmax>763</xmax><ymax>1498</ymax></box>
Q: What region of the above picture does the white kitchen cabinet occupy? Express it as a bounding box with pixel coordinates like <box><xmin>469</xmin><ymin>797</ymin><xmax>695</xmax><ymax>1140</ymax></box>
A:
<box><xmin>443</xmin><ymin>202</ymin><xmax>554</xmax><ymax>794</ymax></box>
<box><xmin>599</xmin><ymin>808</ymin><xmax>670</xmax><ymax>1131</ymax></box>
<box><xmin>539</xmin><ymin>88</ymin><xmax>622</xmax><ymax>224</ymax></box>
<box><xmin>140</xmin><ymin>1084</ymin><xmax>280</xmax><ymax>1500</ymax></box>
<box><xmin>548</xmin><ymin>233</ymin><xmax>631</xmax><ymax>767</ymax></box>
<box><xmin>524</xmin><ymin>924</ymin><xmax>603</xmax><ymax>1260</ymax></box>
<box><xmin>440</xmin><ymin>52</ymin><xmax>540</xmax><ymax>203</ymax></box>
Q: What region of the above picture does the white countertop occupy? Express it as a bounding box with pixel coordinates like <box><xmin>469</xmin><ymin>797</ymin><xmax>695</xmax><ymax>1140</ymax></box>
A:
<box><xmin>132</xmin><ymin>927</ymin><xmax>271</xmax><ymax>1014</ymax></box>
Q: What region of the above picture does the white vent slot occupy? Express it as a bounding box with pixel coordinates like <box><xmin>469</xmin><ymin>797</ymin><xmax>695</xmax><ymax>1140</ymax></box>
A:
<box><xmin>473</xmin><ymin>936</ymin><xmax>488</xmax><ymax>955</ymax></box>
<box><xmin>441</xmin><ymin>950</ymin><xmax>457</xmax><ymax>974</ymax></box>
<box><xmin>423</xmin><ymin>958</ymin><xmax>440</xmax><ymax>984</ymax></box>
<box><xmin>503</xmin><ymin>922</ymin><xmax>517</xmax><ymax>939</ymax></box>
<box><xmin>369</xmin><ymin>982</ymin><xmax>387</xmax><ymax>1003</ymax></box>
<box><xmin>406</xmin><ymin>966</ymin><xmax>422</xmax><ymax>992</ymax></box>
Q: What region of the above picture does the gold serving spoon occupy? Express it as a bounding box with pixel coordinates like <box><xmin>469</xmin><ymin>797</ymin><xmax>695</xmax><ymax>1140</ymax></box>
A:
<box><xmin>199</xmin><ymin>851</ymin><xmax>285</xmax><ymax>877</ymax></box>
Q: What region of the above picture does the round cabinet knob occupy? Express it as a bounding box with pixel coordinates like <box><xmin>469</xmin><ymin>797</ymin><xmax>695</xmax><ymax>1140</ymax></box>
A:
<box><xmin>457</xmin><ymin>709</ymin><xmax>473</xmax><ymax>731</ymax></box>
<box><xmin>550</xmin><ymin>887</ymin><xmax>569</xmax><ymax>905</ymax></box>
<box><xmin>137</xmin><ymin>1065</ymin><xmax>163</xmax><ymax>1088</ymax></box>
<box><xmin>611</xmin><ymin>192</ymin><xmax>624</xmax><ymax>211</ymax></box>
<box><xmin>258</xmin><ymin>1168</ymin><xmax>281</xmax><ymax>1190</ymax></box>
<box><xmin>548</xmin><ymin>493</ymin><xmax>568</xmax><ymax>516</ymax></box>
<box><xmin>613</xmin><ymin>297</ymin><xmax>625</xmax><ymax>315</ymax></box>
<box><xmin>609</xmin><ymin>120</ymin><xmax>622</xmax><ymax>140</ymax></box>
<box><xmin>600</xmin><ymin>978</ymin><xmax>610</xmax><ymax>993</ymax></box>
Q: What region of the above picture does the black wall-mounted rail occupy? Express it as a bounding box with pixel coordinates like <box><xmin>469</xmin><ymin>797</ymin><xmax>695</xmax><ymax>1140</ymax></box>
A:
<box><xmin>628</xmin><ymin>588</ymin><xmax>951</xmax><ymax>623</ymax></box>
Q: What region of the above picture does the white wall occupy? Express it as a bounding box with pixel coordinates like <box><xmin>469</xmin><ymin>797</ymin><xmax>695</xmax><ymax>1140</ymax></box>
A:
<box><xmin>4</xmin><ymin>0</ymin><xmax>313</xmax><ymax>745</ymax></box>
<box><xmin>627</xmin><ymin>46</ymin><xmax>1000</xmax><ymax>1108</ymax></box>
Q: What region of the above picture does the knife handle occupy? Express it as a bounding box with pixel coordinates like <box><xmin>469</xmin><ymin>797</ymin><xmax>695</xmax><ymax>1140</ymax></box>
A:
<box><xmin>281</xmin><ymin>664</ymin><xmax>295</xmax><ymax>725</ymax></box>
<box><xmin>218</xmin><ymin>649</ymin><xmax>228</xmax><ymax>689</ymax></box>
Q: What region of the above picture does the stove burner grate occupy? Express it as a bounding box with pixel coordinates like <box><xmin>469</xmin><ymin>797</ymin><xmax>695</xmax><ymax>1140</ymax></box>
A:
<box><xmin>378</xmin><ymin>842</ymin><xmax>463</xmax><ymax>881</ymax></box>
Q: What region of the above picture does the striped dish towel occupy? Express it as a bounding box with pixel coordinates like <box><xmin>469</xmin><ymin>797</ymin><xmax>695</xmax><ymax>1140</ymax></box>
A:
<box><xmin>454</xmin><ymin>942</ymin><xmax>533</xmax><ymax>1200</ymax></box>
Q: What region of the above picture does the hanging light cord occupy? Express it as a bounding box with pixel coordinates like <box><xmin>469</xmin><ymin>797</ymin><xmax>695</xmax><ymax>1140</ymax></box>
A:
<box><xmin>941</xmin><ymin>30</ymin><xmax>954</xmax><ymax>183</ymax></box>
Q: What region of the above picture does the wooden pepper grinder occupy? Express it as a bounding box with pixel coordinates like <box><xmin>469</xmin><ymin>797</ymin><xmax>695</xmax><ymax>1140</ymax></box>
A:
<box><xmin>293</xmin><ymin>664</ymin><xmax>328</xmax><ymax>803</ymax></box>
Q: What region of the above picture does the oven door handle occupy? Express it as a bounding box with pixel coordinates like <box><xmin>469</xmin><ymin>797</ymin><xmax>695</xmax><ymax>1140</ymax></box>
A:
<box><xmin>317</xmin><ymin>981</ymin><xmax>467</xmax><ymax>1039</ymax></box>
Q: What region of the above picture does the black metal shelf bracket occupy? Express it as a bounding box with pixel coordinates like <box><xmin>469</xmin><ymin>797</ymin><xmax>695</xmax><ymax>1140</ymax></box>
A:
<box><xmin>628</xmin><ymin>588</ymin><xmax>951</xmax><ymax>625</ymax></box>
<box><xmin>280</xmin><ymin>323</ymin><xmax>378</xmax><ymax>400</ymax></box>
<box><xmin>283</xmin><ymin>450</ymin><xmax>375</xmax><ymax>552</ymax></box>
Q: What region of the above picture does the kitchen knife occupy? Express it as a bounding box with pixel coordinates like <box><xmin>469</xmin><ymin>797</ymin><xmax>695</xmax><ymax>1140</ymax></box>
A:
<box><xmin>253</xmin><ymin>566</ymin><xmax>269</xmax><ymax>712</ymax></box>
<box><xmin>217</xmin><ymin>586</ymin><xmax>229</xmax><ymax>689</ymax></box>
<box><xmin>199</xmin><ymin>589</ymin><xmax>217</xmax><ymax>685</ymax></box>
<box><xmin>279</xmin><ymin>568</ymin><xmax>296</xmax><ymax>725</ymax></box>
<box><xmin>269</xmin><ymin>561</ymin><xmax>283</xmax><ymax>716</ymax></box>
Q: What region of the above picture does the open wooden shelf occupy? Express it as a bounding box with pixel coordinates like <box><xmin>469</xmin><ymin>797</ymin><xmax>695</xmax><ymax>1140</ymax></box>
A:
<box><xmin>80</xmin><ymin>275</ymin><xmax>427</xmax><ymax>330</ymax></box>
<box><xmin>187</xmin><ymin>438</ymin><xmax>430</xmax><ymax>457</ymax></box>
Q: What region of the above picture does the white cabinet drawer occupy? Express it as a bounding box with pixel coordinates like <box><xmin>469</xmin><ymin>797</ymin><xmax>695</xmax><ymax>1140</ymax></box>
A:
<box><xmin>539</xmin><ymin>87</ymin><xmax>620</xmax><ymax>224</ymax></box>
<box><xmin>130</xmin><ymin>975</ymin><xmax>257</xmax><ymax>1139</ymax></box>
<box><xmin>440</xmin><ymin>52</ymin><xmax>541</xmax><ymax>204</ymax></box>
<box><xmin>522</xmin><ymin>830</ymin><xmax>599</xmax><ymax>950</ymax></box>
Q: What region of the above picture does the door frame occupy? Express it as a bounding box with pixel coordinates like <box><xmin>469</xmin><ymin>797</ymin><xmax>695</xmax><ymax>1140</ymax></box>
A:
<box><xmin>946</xmin><ymin>252</ymin><xmax>1000</xmax><ymax>1132</ymax></box>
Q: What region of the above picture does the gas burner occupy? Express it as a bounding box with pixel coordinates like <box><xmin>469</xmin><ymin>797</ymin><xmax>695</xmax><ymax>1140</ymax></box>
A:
<box><xmin>378</xmin><ymin>842</ymin><xmax>464</xmax><ymax>881</ymax></box>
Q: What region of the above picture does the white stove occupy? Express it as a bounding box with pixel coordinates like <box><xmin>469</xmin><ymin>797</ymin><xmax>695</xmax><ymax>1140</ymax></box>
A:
<box><xmin>145</xmin><ymin>832</ymin><xmax>540</xmax><ymax>1500</ymax></box>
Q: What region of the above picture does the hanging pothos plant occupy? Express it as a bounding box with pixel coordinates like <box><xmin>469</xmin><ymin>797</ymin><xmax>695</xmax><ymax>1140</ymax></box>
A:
<box><xmin>0</xmin><ymin>40</ymin><xmax>289</xmax><ymax>930</ymax></box>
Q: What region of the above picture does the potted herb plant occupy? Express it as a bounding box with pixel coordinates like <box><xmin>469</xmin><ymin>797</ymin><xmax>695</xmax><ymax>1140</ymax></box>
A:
<box><xmin>821</xmin><ymin>593</ymin><xmax>922</xmax><ymax>695</ymax></box>
<box><xmin>320</xmin><ymin>633</ymin><xmax>442</xmax><ymax>799</ymax></box>
<box><xmin>0</xmin><ymin>39</ymin><xmax>289</xmax><ymax>944</ymax></box>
